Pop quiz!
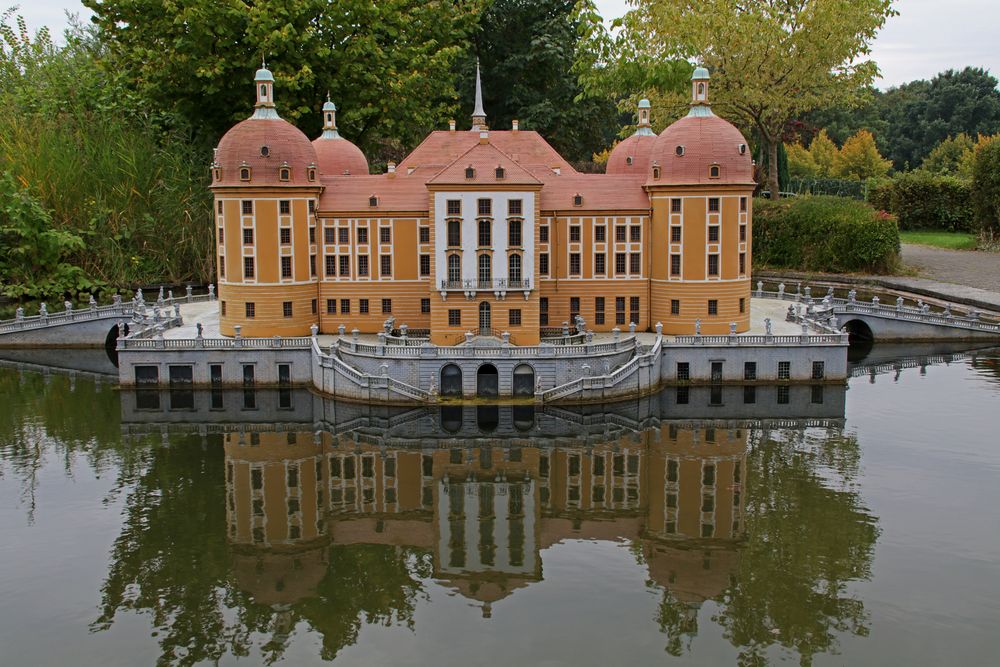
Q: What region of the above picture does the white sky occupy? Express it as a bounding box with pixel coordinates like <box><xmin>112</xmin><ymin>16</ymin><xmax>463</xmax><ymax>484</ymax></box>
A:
<box><xmin>9</xmin><ymin>0</ymin><xmax>1000</xmax><ymax>89</ymax></box>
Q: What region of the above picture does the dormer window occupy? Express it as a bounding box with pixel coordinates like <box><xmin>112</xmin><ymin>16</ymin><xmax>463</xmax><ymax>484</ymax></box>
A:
<box><xmin>675</xmin><ymin>145</ymin><xmax>685</xmax><ymax>157</ymax></box>
<box><xmin>495</xmin><ymin>166</ymin><xmax>505</xmax><ymax>179</ymax></box>
<box><xmin>308</xmin><ymin>167</ymin><xmax>316</xmax><ymax>181</ymax></box>
<box><xmin>213</xmin><ymin>168</ymin><xmax>221</xmax><ymax>181</ymax></box>
<box><xmin>709</xmin><ymin>164</ymin><xmax>720</xmax><ymax>178</ymax></box>
<box><xmin>279</xmin><ymin>164</ymin><xmax>290</xmax><ymax>181</ymax></box>
<box><xmin>465</xmin><ymin>166</ymin><xmax>475</xmax><ymax>179</ymax></box>
<box><xmin>739</xmin><ymin>143</ymin><xmax>747</xmax><ymax>155</ymax></box>
<box><xmin>652</xmin><ymin>164</ymin><xmax>661</xmax><ymax>180</ymax></box>
<box><xmin>239</xmin><ymin>164</ymin><xmax>251</xmax><ymax>181</ymax></box>
<box><xmin>369</xmin><ymin>195</ymin><xmax>378</xmax><ymax>207</ymax></box>
<box><xmin>260</xmin><ymin>145</ymin><xmax>270</xmax><ymax>158</ymax></box>
<box><xmin>626</xmin><ymin>156</ymin><xmax>633</xmax><ymax>166</ymax></box>
<box><xmin>573</xmin><ymin>194</ymin><xmax>583</xmax><ymax>207</ymax></box>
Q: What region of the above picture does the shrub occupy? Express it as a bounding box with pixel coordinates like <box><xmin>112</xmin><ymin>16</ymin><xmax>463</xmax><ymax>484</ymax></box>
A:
<box><xmin>868</xmin><ymin>171</ymin><xmax>974</xmax><ymax>231</ymax></box>
<box><xmin>972</xmin><ymin>138</ymin><xmax>1000</xmax><ymax>234</ymax></box>
<box><xmin>753</xmin><ymin>195</ymin><xmax>899</xmax><ymax>274</ymax></box>
<box><xmin>787</xmin><ymin>177</ymin><xmax>872</xmax><ymax>200</ymax></box>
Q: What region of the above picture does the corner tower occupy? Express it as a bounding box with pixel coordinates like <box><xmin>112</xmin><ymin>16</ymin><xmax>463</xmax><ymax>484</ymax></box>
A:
<box><xmin>646</xmin><ymin>67</ymin><xmax>755</xmax><ymax>335</ymax></box>
<box><xmin>212</xmin><ymin>65</ymin><xmax>323</xmax><ymax>337</ymax></box>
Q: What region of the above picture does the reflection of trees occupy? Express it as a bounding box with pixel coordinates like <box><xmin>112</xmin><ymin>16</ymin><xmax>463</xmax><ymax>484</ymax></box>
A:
<box><xmin>651</xmin><ymin>426</ymin><xmax>878</xmax><ymax>664</ymax></box>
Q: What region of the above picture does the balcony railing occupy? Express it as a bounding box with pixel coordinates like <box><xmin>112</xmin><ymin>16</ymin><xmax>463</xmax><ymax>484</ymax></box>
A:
<box><xmin>439</xmin><ymin>278</ymin><xmax>531</xmax><ymax>291</ymax></box>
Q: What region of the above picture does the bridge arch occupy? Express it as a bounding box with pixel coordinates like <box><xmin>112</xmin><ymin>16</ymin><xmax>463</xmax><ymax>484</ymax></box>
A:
<box><xmin>841</xmin><ymin>319</ymin><xmax>874</xmax><ymax>343</ymax></box>
<box><xmin>105</xmin><ymin>322</ymin><xmax>129</xmax><ymax>367</ymax></box>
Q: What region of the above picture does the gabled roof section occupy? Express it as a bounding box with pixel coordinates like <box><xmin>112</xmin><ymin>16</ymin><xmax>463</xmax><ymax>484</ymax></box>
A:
<box><xmin>426</xmin><ymin>140</ymin><xmax>542</xmax><ymax>186</ymax></box>
<box><xmin>398</xmin><ymin>130</ymin><xmax>575</xmax><ymax>174</ymax></box>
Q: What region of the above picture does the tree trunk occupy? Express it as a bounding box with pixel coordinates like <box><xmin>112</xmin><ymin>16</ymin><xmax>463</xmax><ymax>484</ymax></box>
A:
<box><xmin>767</xmin><ymin>138</ymin><xmax>780</xmax><ymax>200</ymax></box>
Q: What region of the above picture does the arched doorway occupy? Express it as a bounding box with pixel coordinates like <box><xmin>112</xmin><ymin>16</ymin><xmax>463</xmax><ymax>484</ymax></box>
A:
<box><xmin>477</xmin><ymin>363</ymin><xmax>498</xmax><ymax>398</ymax></box>
<box><xmin>842</xmin><ymin>319</ymin><xmax>874</xmax><ymax>343</ymax></box>
<box><xmin>440</xmin><ymin>363</ymin><xmax>463</xmax><ymax>398</ymax></box>
<box><xmin>105</xmin><ymin>322</ymin><xmax>129</xmax><ymax>367</ymax></box>
<box><xmin>478</xmin><ymin>301</ymin><xmax>492</xmax><ymax>336</ymax></box>
<box><xmin>512</xmin><ymin>364</ymin><xmax>534</xmax><ymax>397</ymax></box>
<box><xmin>477</xmin><ymin>405</ymin><xmax>499</xmax><ymax>432</ymax></box>
<box><xmin>440</xmin><ymin>405</ymin><xmax>463</xmax><ymax>433</ymax></box>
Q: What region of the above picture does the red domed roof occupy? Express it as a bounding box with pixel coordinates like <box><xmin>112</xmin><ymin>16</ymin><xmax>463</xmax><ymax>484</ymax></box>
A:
<box><xmin>214</xmin><ymin>117</ymin><xmax>319</xmax><ymax>187</ymax></box>
<box><xmin>649</xmin><ymin>112</ymin><xmax>754</xmax><ymax>186</ymax></box>
<box><xmin>606</xmin><ymin>133</ymin><xmax>658</xmax><ymax>176</ymax></box>
<box><xmin>313</xmin><ymin>136</ymin><xmax>369</xmax><ymax>176</ymax></box>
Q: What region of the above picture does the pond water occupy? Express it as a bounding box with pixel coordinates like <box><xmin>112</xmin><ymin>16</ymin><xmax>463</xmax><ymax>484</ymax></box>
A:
<box><xmin>1</xmin><ymin>344</ymin><xmax>998</xmax><ymax>666</ymax></box>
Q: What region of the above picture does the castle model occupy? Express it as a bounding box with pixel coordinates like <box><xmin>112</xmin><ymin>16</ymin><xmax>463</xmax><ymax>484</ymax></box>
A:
<box><xmin>211</xmin><ymin>65</ymin><xmax>754</xmax><ymax>344</ymax></box>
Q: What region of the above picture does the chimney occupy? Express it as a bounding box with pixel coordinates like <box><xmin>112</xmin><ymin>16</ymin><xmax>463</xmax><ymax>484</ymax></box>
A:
<box><xmin>387</xmin><ymin>161</ymin><xmax>396</xmax><ymax>177</ymax></box>
<box><xmin>479</xmin><ymin>130</ymin><xmax>489</xmax><ymax>145</ymax></box>
<box><xmin>449</xmin><ymin>119</ymin><xmax>456</xmax><ymax>132</ymax></box>
<box><xmin>512</xmin><ymin>119</ymin><xmax>519</xmax><ymax>132</ymax></box>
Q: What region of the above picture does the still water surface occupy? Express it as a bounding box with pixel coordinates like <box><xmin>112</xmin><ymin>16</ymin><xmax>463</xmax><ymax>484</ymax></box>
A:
<box><xmin>0</xmin><ymin>346</ymin><xmax>998</xmax><ymax>666</ymax></box>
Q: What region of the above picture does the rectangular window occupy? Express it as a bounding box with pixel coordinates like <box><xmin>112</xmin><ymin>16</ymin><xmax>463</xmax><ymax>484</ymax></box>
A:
<box><xmin>615</xmin><ymin>296</ymin><xmax>626</xmax><ymax>325</ymax></box>
<box><xmin>326</xmin><ymin>299</ymin><xmax>336</xmax><ymax>314</ymax></box>
<box><xmin>210</xmin><ymin>364</ymin><xmax>223</xmax><ymax>386</ymax></box>
<box><xmin>308</xmin><ymin>200</ymin><xmax>315</xmax><ymax>214</ymax></box>
<box><xmin>341</xmin><ymin>298</ymin><xmax>351</xmax><ymax>314</ymax></box>
<box><xmin>569</xmin><ymin>253</ymin><xmax>581</xmax><ymax>276</ymax></box>
<box><xmin>281</xmin><ymin>256</ymin><xmax>292</xmax><ymax>278</ymax></box>
<box><xmin>509</xmin><ymin>308</ymin><xmax>522</xmax><ymax>325</ymax></box>
<box><xmin>242</xmin><ymin>200</ymin><xmax>253</xmax><ymax>215</ymax></box>
<box><xmin>744</xmin><ymin>362</ymin><xmax>757</xmax><ymax>380</ymax></box>
<box><xmin>708</xmin><ymin>299</ymin><xmax>718</xmax><ymax>315</ymax></box>
<box><xmin>448</xmin><ymin>309</ymin><xmax>461</xmax><ymax>326</ymax></box>
<box><xmin>744</xmin><ymin>385</ymin><xmax>757</xmax><ymax>404</ymax></box>
<box><xmin>615</xmin><ymin>253</ymin><xmax>626</xmax><ymax>275</ymax></box>
<box><xmin>670</xmin><ymin>299</ymin><xmax>680</xmax><ymax>315</ymax></box>
<box><xmin>671</xmin><ymin>226</ymin><xmax>681</xmax><ymax>243</ymax></box>
<box><xmin>540</xmin><ymin>297</ymin><xmax>548</xmax><ymax>326</ymax></box>
<box><xmin>360</xmin><ymin>298</ymin><xmax>369</xmax><ymax>314</ymax></box>
<box><xmin>218</xmin><ymin>226</ymin><xmax>224</xmax><ymax>244</ymax></box>
<box><xmin>419</xmin><ymin>254</ymin><xmax>431</xmax><ymax>276</ymax></box>
<box><xmin>708</xmin><ymin>197</ymin><xmax>720</xmax><ymax>212</ymax></box>
<box><xmin>508</xmin><ymin>219</ymin><xmax>522</xmax><ymax>246</ymax></box>
<box><xmin>478</xmin><ymin>219</ymin><xmax>491</xmax><ymax>247</ymax></box>
<box><xmin>630</xmin><ymin>226</ymin><xmax>641</xmax><ymax>242</ymax></box>
<box><xmin>671</xmin><ymin>198</ymin><xmax>682</xmax><ymax>213</ymax></box>
<box><xmin>278</xmin><ymin>363</ymin><xmax>291</xmax><ymax>385</ymax></box>
<box><xmin>477</xmin><ymin>198</ymin><xmax>492</xmax><ymax>216</ymax></box>
<box><xmin>447</xmin><ymin>199</ymin><xmax>461</xmax><ymax>216</ymax></box>
<box><xmin>670</xmin><ymin>254</ymin><xmax>681</xmax><ymax>276</ymax></box>
<box><xmin>324</xmin><ymin>227</ymin><xmax>336</xmax><ymax>244</ymax></box>
<box><xmin>812</xmin><ymin>361</ymin><xmax>825</xmax><ymax>380</ymax></box>
<box><xmin>242</xmin><ymin>364</ymin><xmax>255</xmax><ymax>386</ymax></box>
<box><xmin>310</xmin><ymin>254</ymin><xmax>316</xmax><ymax>276</ymax></box>
<box><xmin>381</xmin><ymin>298</ymin><xmax>392</xmax><ymax>314</ymax></box>
<box><xmin>677</xmin><ymin>362</ymin><xmax>690</xmax><ymax>380</ymax></box>
<box><xmin>570</xmin><ymin>225</ymin><xmax>581</xmax><ymax>242</ymax></box>
<box><xmin>447</xmin><ymin>219</ymin><xmax>461</xmax><ymax>246</ymax></box>
<box><xmin>357</xmin><ymin>227</ymin><xmax>368</xmax><ymax>244</ymax></box>
<box><xmin>569</xmin><ymin>297</ymin><xmax>580</xmax><ymax>320</ymax></box>
<box><xmin>595</xmin><ymin>297</ymin><xmax>605</xmax><ymax>325</ymax></box>
<box><xmin>595</xmin><ymin>253</ymin><xmax>606</xmax><ymax>275</ymax></box>
<box><xmin>379</xmin><ymin>227</ymin><xmax>391</xmax><ymax>244</ymax></box>
<box><xmin>336</xmin><ymin>227</ymin><xmax>347</xmax><ymax>244</ymax></box>
<box><xmin>309</xmin><ymin>226</ymin><xmax>316</xmax><ymax>244</ymax></box>
<box><xmin>217</xmin><ymin>200</ymin><xmax>224</xmax><ymax>215</ymax></box>
<box><xmin>282</xmin><ymin>301</ymin><xmax>292</xmax><ymax>318</ymax></box>
<box><xmin>708</xmin><ymin>254</ymin><xmax>719</xmax><ymax>276</ymax></box>
<box><xmin>339</xmin><ymin>255</ymin><xmax>350</xmax><ymax>277</ymax></box>
<box><xmin>740</xmin><ymin>196</ymin><xmax>747</xmax><ymax>211</ymax></box>
<box><xmin>778</xmin><ymin>361</ymin><xmax>791</xmax><ymax>380</ymax></box>
<box><xmin>280</xmin><ymin>227</ymin><xmax>291</xmax><ymax>244</ymax></box>
<box><xmin>219</xmin><ymin>255</ymin><xmax>225</xmax><ymax>278</ymax></box>
<box><xmin>245</xmin><ymin>302</ymin><xmax>255</xmax><ymax>318</ymax></box>
<box><xmin>508</xmin><ymin>199</ymin><xmax>522</xmax><ymax>216</ymax></box>
<box><xmin>630</xmin><ymin>296</ymin><xmax>640</xmax><ymax>323</ymax></box>
<box><xmin>380</xmin><ymin>255</ymin><xmax>391</xmax><ymax>276</ymax></box>
<box><xmin>539</xmin><ymin>253</ymin><xmax>549</xmax><ymax>275</ymax></box>
<box><xmin>419</xmin><ymin>226</ymin><xmax>430</xmax><ymax>243</ymax></box>
<box><xmin>629</xmin><ymin>253</ymin><xmax>640</xmax><ymax>274</ymax></box>
<box><xmin>739</xmin><ymin>297</ymin><xmax>745</xmax><ymax>313</ymax></box>
<box><xmin>243</xmin><ymin>257</ymin><xmax>255</xmax><ymax>279</ymax></box>
<box><xmin>778</xmin><ymin>385</ymin><xmax>790</xmax><ymax>404</ymax></box>
<box><xmin>708</xmin><ymin>225</ymin><xmax>719</xmax><ymax>242</ymax></box>
<box><xmin>325</xmin><ymin>255</ymin><xmax>337</xmax><ymax>276</ymax></box>
<box><xmin>739</xmin><ymin>252</ymin><xmax>746</xmax><ymax>274</ymax></box>
<box><xmin>740</xmin><ymin>224</ymin><xmax>747</xmax><ymax>242</ymax></box>
<box><xmin>595</xmin><ymin>225</ymin><xmax>606</xmax><ymax>242</ymax></box>
<box><xmin>221</xmin><ymin>301</ymin><xmax>227</xmax><ymax>316</ymax></box>
<box><xmin>358</xmin><ymin>255</ymin><xmax>369</xmax><ymax>276</ymax></box>
<box><xmin>278</xmin><ymin>200</ymin><xmax>290</xmax><ymax>215</ymax></box>
<box><xmin>615</xmin><ymin>225</ymin><xmax>626</xmax><ymax>242</ymax></box>
<box><xmin>242</xmin><ymin>228</ymin><xmax>253</xmax><ymax>244</ymax></box>
<box><xmin>421</xmin><ymin>298</ymin><xmax>431</xmax><ymax>314</ymax></box>
<box><xmin>539</xmin><ymin>225</ymin><xmax>549</xmax><ymax>243</ymax></box>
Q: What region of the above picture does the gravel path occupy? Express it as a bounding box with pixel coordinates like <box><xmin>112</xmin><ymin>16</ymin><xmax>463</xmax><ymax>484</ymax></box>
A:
<box><xmin>902</xmin><ymin>243</ymin><xmax>1000</xmax><ymax>293</ymax></box>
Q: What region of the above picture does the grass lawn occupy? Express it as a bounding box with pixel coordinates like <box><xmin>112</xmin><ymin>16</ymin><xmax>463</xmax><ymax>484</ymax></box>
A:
<box><xmin>899</xmin><ymin>230</ymin><xmax>978</xmax><ymax>250</ymax></box>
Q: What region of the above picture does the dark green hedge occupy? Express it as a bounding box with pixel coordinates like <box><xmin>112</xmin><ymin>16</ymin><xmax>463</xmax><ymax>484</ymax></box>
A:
<box><xmin>868</xmin><ymin>171</ymin><xmax>974</xmax><ymax>231</ymax></box>
<box><xmin>753</xmin><ymin>195</ymin><xmax>900</xmax><ymax>274</ymax></box>
<box><xmin>787</xmin><ymin>177</ymin><xmax>871</xmax><ymax>200</ymax></box>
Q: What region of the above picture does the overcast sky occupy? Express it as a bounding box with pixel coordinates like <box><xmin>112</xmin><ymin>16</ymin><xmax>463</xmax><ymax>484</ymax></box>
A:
<box><xmin>10</xmin><ymin>0</ymin><xmax>1000</xmax><ymax>89</ymax></box>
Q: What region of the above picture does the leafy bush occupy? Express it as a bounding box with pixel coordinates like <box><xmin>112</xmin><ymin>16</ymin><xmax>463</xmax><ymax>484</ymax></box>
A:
<box><xmin>787</xmin><ymin>177</ymin><xmax>872</xmax><ymax>200</ymax></box>
<box><xmin>868</xmin><ymin>171</ymin><xmax>973</xmax><ymax>231</ymax></box>
<box><xmin>972</xmin><ymin>138</ymin><xmax>1000</xmax><ymax>234</ymax></box>
<box><xmin>753</xmin><ymin>195</ymin><xmax>899</xmax><ymax>273</ymax></box>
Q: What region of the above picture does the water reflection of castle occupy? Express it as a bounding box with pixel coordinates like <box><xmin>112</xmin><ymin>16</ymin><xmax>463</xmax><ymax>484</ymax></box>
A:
<box><xmin>223</xmin><ymin>420</ymin><xmax>748</xmax><ymax>616</ymax></box>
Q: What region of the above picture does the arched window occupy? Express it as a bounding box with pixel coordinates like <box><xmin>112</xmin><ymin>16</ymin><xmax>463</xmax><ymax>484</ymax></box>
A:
<box><xmin>448</xmin><ymin>254</ymin><xmax>461</xmax><ymax>284</ymax></box>
<box><xmin>440</xmin><ymin>365</ymin><xmax>463</xmax><ymax>398</ymax></box>
<box><xmin>478</xmin><ymin>253</ymin><xmax>491</xmax><ymax>285</ymax></box>
<box><xmin>495</xmin><ymin>166</ymin><xmax>505</xmax><ymax>179</ymax></box>
<box><xmin>308</xmin><ymin>168</ymin><xmax>316</xmax><ymax>181</ymax></box>
<box><xmin>478</xmin><ymin>304</ymin><xmax>492</xmax><ymax>336</ymax></box>
<box><xmin>508</xmin><ymin>254</ymin><xmax>522</xmax><ymax>284</ymax></box>
<box><xmin>326</xmin><ymin>113</ymin><xmax>332</xmax><ymax>124</ymax></box>
<box><xmin>697</xmin><ymin>82</ymin><xmax>705</xmax><ymax>99</ymax></box>
<box><xmin>573</xmin><ymin>194</ymin><xmax>583</xmax><ymax>207</ymax></box>
<box><xmin>465</xmin><ymin>166</ymin><xmax>475</xmax><ymax>179</ymax></box>
<box><xmin>478</xmin><ymin>219</ymin><xmax>491</xmax><ymax>246</ymax></box>
<box><xmin>240</xmin><ymin>167</ymin><xmax>251</xmax><ymax>181</ymax></box>
<box><xmin>709</xmin><ymin>164</ymin><xmax>720</xmax><ymax>178</ymax></box>
<box><xmin>279</xmin><ymin>167</ymin><xmax>290</xmax><ymax>181</ymax></box>
<box><xmin>652</xmin><ymin>165</ymin><xmax>661</xmax><ymax>180</ymax></box>
<box><xmin>260</xmin><ymin>84</ymin><xmax>267</xmax><ymax>99</ymax></box>
<box><xmin>369</xmin><ymin>195</ymin><xmax>378</xmax><ymax>207</ymax></box>
<box><xmin>512</xmin><ymin>364</ymin><xmax>535</xmax><ymax>397</ymax></box>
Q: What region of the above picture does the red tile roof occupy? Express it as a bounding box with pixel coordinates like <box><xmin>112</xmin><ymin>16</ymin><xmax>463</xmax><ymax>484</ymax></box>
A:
<box><xmin>648</xmin><ymin>114</ymin><xmax>755</xmax><ymax>186</ymax></box>
<box><xmin>606</xmin><ymin>133</ymin><xmax>658</xmax><ymax>177</ymax></box>
<box><xmin>313</xmin><ymin>136</ymin><xmax>369</xmax><ymax>176</ymax></box>
<box><xmin>215</xmin><ymin>118</ymin><xmax>318</xmax><ymax>187</ymax></box>
<box><xmin>398</xmin><ymin>130</ymin><xmax>574</xmax><ymax>173</ymax></box>
<box><xmin>426</xmin><ymin>141</ymin><xmax>541</xmax><ymax>186</ymax></box>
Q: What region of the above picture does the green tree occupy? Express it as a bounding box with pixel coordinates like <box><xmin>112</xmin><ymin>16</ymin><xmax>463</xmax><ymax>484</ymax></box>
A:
<box><xmin>810</xmin><ymin>130</ymin><xmax>840</xmax><ymax>177</ymax></box>
<box><xmin>922</xmin><ymin>133</ymin><xmax>975</xmax><ymax>177</ymax></box>
<box><xmin>456</xmin><ymin>0</ymin><xmax>620</xmax><ymax>163</ymax></box>
<box><xmin>972</xmin><ymin>137</ymin><xmax>1000</xmax><ymax>234</ymax></box>
<box><xmin>83</xmin><ymin>0</ymin><xmax>484</xmax><ymax>156</ymax></box>
<box><xmin>786</xmin><ymin>142</ymin><xmax>821</xmax><ymax>179</ymax></box>
<box><xmin>599</xmin><ymin>0</ymin><xmax>895</xmax><ymax>198</ymax></box>
<box><xmin>833</xmin><ymin>129</ymin><xmax>892</xmax><ymax>180</ymax></box>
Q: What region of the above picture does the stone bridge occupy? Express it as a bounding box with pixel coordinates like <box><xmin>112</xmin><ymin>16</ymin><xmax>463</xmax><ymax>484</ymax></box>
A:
<box><xmin>757</xmin><ymin>283</ymin><xmax>1000</xmax><ymax>343</ymax></box>
<box><xmin>0</xmin><ymin>287</ymin><xmax>213</xmax><ymax>351</ymax></box>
